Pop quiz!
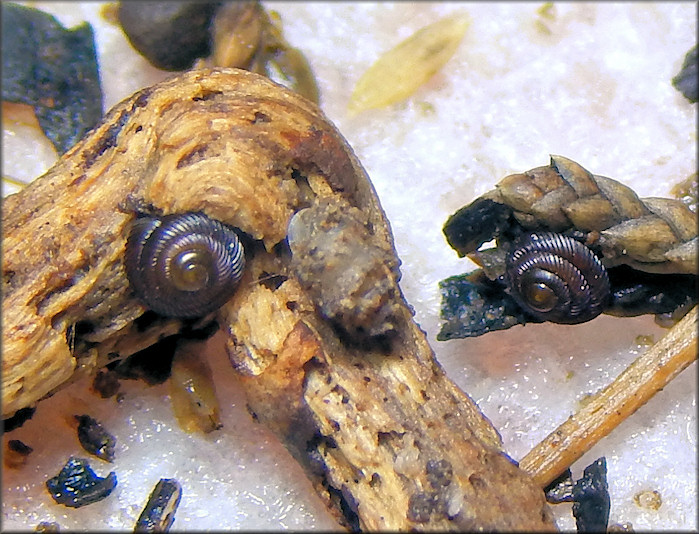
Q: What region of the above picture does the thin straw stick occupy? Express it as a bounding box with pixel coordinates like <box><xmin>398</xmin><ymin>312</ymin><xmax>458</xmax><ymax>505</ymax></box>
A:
<box><xmin>520</xmin><ymin>306</ymin><xmax>697</xmax><ymax>488</ymax></box>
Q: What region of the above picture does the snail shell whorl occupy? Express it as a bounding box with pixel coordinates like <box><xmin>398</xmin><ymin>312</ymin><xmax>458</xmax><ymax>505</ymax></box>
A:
<box><xmin>505</xmin><ymin>232</ymin><xmax>609</xmax><ymax>324</ymax></box>
<box><xmin>125</xmin><ymin>212</ymin><xmax>245</xmax><ymax>318</ymax></box>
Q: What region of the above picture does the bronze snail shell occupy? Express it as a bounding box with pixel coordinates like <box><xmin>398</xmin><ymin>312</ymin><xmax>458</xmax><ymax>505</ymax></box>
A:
<box><xmin>504</xmin><ymin>232</ymin><xmax>610</xmax><ymax>324</ymax></box>
<box><xmin>125</xmin><ymin>212</ymin><xmax>245</xmax><ymax>318</ymax></box>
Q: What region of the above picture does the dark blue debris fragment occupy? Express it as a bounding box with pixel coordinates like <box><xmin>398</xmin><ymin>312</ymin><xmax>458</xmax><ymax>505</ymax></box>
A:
<box><xmin>672</xmin><ymin>45</ymin><xmax>698</xmax><ymax>103</ymax></box>
<box><xmin>46</xmin><ymin>457</ymin><xmax>117</xmax><ymax>508</ymax></box>
<box><xmin>75</xmin><ymin>414</ymin><xmax>117</xmax><ymax>462</ymax></box>
<box><xmin>572</xmin><ymin>457</ymin><xmax>610</xmax><ymax>532</ymax></box>
<box><xmin>437</xmin><ymin>270</ymin><xmax>540</xmax><ymax>339</ymax></box>
<box><xmin>1</xmin><ymin>2</ymin><xmax>103</xmax><ymax>155</ymax></box>
<box><xmin>135</xmin><ymin>478</ymin><xmax>183</xmax><ymax>532</ymax></box>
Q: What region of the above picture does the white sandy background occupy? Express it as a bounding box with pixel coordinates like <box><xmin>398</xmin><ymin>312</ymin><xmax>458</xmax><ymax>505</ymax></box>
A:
<box><xmin>2</xmin><ymin>2</ymin><xmax>696</xmax><ymax>531</ymax></box>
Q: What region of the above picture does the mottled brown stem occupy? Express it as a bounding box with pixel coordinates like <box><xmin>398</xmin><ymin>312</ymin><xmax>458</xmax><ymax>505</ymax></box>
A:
<box><xmin>223</xmin><ymin>250</ymin><xmax>555</xmax><ymax>530</ymax></box>
<box><xmin>520</xmin><ymin>306</ymin><xmax>697</xmax><ymax>488</ymax></box>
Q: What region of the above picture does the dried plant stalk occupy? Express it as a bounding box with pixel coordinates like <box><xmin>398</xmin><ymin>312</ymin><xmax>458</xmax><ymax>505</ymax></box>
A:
<box><xmin>2</xmin><ymin>68</ymin><xmax>554</xmax><ymax>530</ymax></box>
<box><xmin>520</xmin><ymin>306</ymin><xmax>697</xmax><ymax>488</ymax></box>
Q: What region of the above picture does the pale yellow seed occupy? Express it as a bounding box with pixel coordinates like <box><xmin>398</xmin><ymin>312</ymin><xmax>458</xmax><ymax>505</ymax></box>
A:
<box><xmin>348</xmin><ymin>13</ymin><xmax>470</xmax><ymax>115</ymax></box>
<box><xmin>536</xmin><ymin>2</ymin><xmax>556</xmax><ymax>20</ymax></box>
<box><xmin>169</xmin><ymin>343</ymin><xmax>222</xmax><ymax>434</ymax></box>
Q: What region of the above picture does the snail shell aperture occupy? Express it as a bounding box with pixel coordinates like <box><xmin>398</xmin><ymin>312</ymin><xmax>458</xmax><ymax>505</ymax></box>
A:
<box><xmin>125</xmin><ymin>212</ymin><xmax>245</xmax><ymax>318</ymax></box>
<box><xmin>504</xmin><ymin>232</ymin><xmax>610</xmax><ymax>324</ymax></box>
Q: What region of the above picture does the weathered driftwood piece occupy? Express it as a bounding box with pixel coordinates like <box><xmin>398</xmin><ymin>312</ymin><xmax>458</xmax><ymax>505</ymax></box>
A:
<box><xmin>2</xmin><ymin>68</ymin><xmax>555</xmax><ymax>530</ymax></box>
<box><xmin>520</xmin><ymin>305</ymin><xmax>698</xmax><ymax>488</ymax></box>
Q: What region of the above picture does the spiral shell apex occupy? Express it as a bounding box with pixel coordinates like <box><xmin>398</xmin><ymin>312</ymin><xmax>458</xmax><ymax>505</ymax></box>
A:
<box><xmin>125</xmin><ymin>212</ymin><xmax>245</xmax><ymax>318</ymax></box>
<box><xmin>504</xmin><ymin>232</ymin><xmax>610</xmax><ymax>324</ymax></box>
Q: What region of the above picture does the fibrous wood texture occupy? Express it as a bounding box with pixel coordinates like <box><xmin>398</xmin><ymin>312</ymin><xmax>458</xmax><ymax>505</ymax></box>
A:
<box><xmin>2</xmin><ymin>68</ymin><xmax>554</xmax><ymax>530</ymax></box>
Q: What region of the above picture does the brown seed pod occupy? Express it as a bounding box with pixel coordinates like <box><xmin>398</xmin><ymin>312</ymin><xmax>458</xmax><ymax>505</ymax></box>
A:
<box><xmin>446</xmin><ymin>155</ymin><xmax>698</xmax><ymax>275</ymax></box>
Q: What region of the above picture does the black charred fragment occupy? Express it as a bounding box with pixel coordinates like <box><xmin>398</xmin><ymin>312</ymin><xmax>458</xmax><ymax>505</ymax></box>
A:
<box><xmin>133</xmin><ymin>310</ymin><xmax>165</xmax><ymax>333</ymax></box>
<box><xmin>1</xmin><ymin>2</ymin><xmax>103</xmax><ymax>154</ymax></box>
<box><xmin>134</xmin><ymin>478</ymin><xmax>182</xmax><ymax>533</ymax></box>
<box><xmin>46</xmin><ymin>457</ymin><xmax>117</xmax><ymax>508</ymax></box>
<box><xmin>437</xmin><ymin>270</ymin><xmax>541</xmax><ymax>339</ymax></box>
<box><xmin>112</xmin><ymin>335</ymin><xmax>178</xmax><ymax>385</ymax></box>
<box><xmin>3</xmin><ymin>406</ymin><xmax>36</xmax><ymax>432</ymax></box>
<box><xmin>606</xmin><ymin>266</ymin><xmax>698</xmax><ymax>318</ymax></box>
<box><xmin>4</xmin><ymin>439</ymin><xmax>34</xmax><ymax>469</ymax></box>
<box><xmin>117</xmin><ymin>2</ymin><xmax>222</xmax><ymax>71</ymax></box>
<box><xmin>443</xmin><ymin>198</ymin><xmax>514</xmax><ymax>257</ymax></box>
<box><xmin>572</xmin><ymin>457</ymin><xmax>611</xmax><ymax>533</ymax></box>
<box><xmin>81</xmin><ymin>109</ymin><xmax>131</xmax><ymax>168</ymax></box>
<box><xmin>111</xmin><ymin>318</ymin><xmax>218</xmax><ymax>385</ymax></box>
<box><xmin>407</xmin><ymin>491</ymin><xmax>443</xmax><ymax>523</ymax></box>
<box><xmin>181</xmin><ymin>317</ymin><xmax>221</xmax><ymax>341</ymax></box>
<box><xmin>672</xmin><ymin>45</ymin><xmax>698</xmax><ymax>103</ymax></box>
<box><xmin>545</xmin><ymin>459</ymin><xmax>612</xmax><ymax>531</ymax></box>
<box><xmin>544</xmin><ymin>468</ymin><xmax>575</xmax><ymax>504</ymax></box>
<box><xmin>92</xmin><ymin>369</ymin><xmax>121</xmax><ymax>399</ymax></box>
<box><xmin>426</xmin><ymin>459</ymin><xmax>453</xmax><ymax>488</ymax></box>
<box><xmin>75</xmin><ymin>415</ymin><xmax>116</xmax><ymax>462</ymax></box>
<box><xmin>258</xmin><ymin>272</ymin><xmax>289</xmax><ymax>291</ymax></box>
<box><xmin>8</xmin><ymin>439</ymin><xmax>33</xmax><ymax>456</ymax></box>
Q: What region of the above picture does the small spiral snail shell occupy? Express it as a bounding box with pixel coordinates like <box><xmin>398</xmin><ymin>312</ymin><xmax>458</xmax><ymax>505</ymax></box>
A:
<box><xmin>125</xmin><ymin>212</ymin><xmax>245</xmax><ymax>318</ymax></box>
<box><xmin>504</xmin><ymin>232</ymin><xmax>610</xmax><ymax>324</ymax></box>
